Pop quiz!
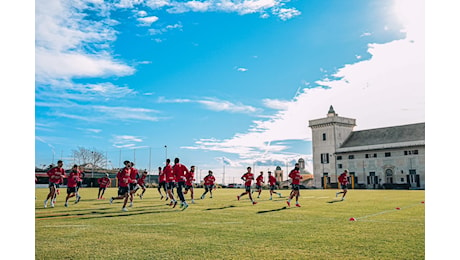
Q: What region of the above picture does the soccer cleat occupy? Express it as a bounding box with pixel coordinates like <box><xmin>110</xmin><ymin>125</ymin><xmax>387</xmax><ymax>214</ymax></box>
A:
<box><xmin>296</xmin><ymin>203</ymin><xmax>301</xmax><ymax>207</ymax></box>
<box><xmin>237</xmin><ymin>196</ymin><xmax>240</xmax><ymax>201</ymax></box>
<box><xmin>140</xmin><ymin>194</ymin><xmax>143</xmax><ymax>199</ymax></box>
<box><xmin>75</xmin><ymin>196</ymin><xmax>81</xmax><ymax>204</ymax></box>
<box><xmin>172</xmin><ymin>201</ymin><xmax>178</xmax><ymax>208</ymax></box>
<box><xmin>44</xmin><ymin>200</ymin><xmax>48</xmax><ymax>208</ymax></box>
<box><xmin>200</xmin><ymin>195</ymin><xmax>205</xmax><ymax>199</ymax></box>
<box><xmin>286</xmin><ymin>201</ymin><xmax>291</xmax><ymax>207</ymax></box>
<box><xmin>50</xmin><ymin>202</ymin><xmax>55</xmax><ymax>208</ymax></box>
<box><xmin>180</xmin><ymin>203</ymin><xmax>184</xmax><ymax>208</ymax></box>
<box><xmin>160</xmin><ymin>195</ymin><xmax>164</xmax><ymax>200</ymax></box>
<box><xmin>257</xmin><ymin>196</ymin><xmax>260</xmax><ymax>199</ymax></box>
<box><xmin>336</xmin><ymin>192</ymin><xmax>339</xmax><ymax>197</ymax></box>
<box><xmin>278</xmin><ymin>193</ymin><xmax>282</xmax><ymax>198</ymax></box>
<box><xmin>122</xmin><ymin>207</ymin><xmax>128</xmax><ymax>212</ymax></box>
<box><xmin>109</xmin><ymin>198</ymin><xmax>114</xmax><ymax>204</ymax></box>
<box><xmin>182</xmin><ymin>203</ymin><xmax>189</xmax><ymax>211</ymax></box>
<box><xmin>210</xmin><ymin>196</ymin><xmax>213</xmax><ymax>198</ymax></box>
<box><xmin>65</xmin><ymin>202</ymin><xmax>68</xmax><ymax>207</ymax></box>
<box><xmin>252</xmin><ymin>201</ymin><xmax>258</xmax><ymax>205</ymax></box>
<box><xmin>341</xmin><ymin>197</ymin><xmax>345</xmax><ymax>201</ymax></box>
<box><xmin>191</xmin><ymin>200</ymin><xmax>195</xmax><ymax>204</ymax></box>
<box><xmin>129</xmin><ymin>202</ymin><xmax>133</xmax><ymax>207</ymax></box>
<box><xmin>269</xmin><ymin>197</ymin><xmax>272</xmax><ymax>200</ymax></box>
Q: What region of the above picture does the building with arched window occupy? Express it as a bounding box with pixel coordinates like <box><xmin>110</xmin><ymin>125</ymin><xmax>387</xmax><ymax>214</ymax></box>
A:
<box><xmin>308</xmin><ymin>106</ymin><xmax>425</xmax><ymax>189</ymax></box>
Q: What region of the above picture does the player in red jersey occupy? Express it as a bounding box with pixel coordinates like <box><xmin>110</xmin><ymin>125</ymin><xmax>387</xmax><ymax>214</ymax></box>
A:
<box><xmin>137</xmin><ymin>170</ymin><xmax>148</xmax><ymax>199</ymax></box>
<box><xmin>44</xmin><ymin>160</ymin><xmax>66</xmax><ymax>208</ymax></box>
<box><xmin>268</xmin><ymin>171</ymin><xmax>282</xmax><ymax>200</ymax></box>
<box><xmin>237</xmin><ymin>167</ymin><xmax>257</xmax><ymax>205</ymax></box>
<box><xmin>157</xmin><ymin>166</ymin><xmax>167</xmax><ymax>200</ymax></box>
<box><xmin>74</xmin><ymin>165</ymin><xmax>83</xmax><ymax>203</ymax></box>
<box><xmin>97</xmin><ymin>173</ymin><xmax>111</xmax><ymax>199</ymax></box>
<box><xmin>64</xmin><ymin>167</ymin><xmax>79</xmax><ymax>207</ymax></box>
<box><xmin>183</xmin><ymin>165</ymin><xmax>196</xmax><ymax>203</ymax></box>
<box><xmin>109</xmin><ymin>160</ymin><xmax>131</xmax><ymax>211</ymax></box>
<box><xmin>200</xmin><ymin>170</ymin><xmax>216</xmax><ymax>199</ymax></box>
<box><xmin>336</xmin><ymin>170</ymin><xmax>349</xmax><ymax>201</ymax></box>
<box><xmin>128</xmin><ymin>162</ymin><xmax>140</xmax><ymax>207</ymax></box>
<box><xmin>254</xmin><ymin>171</ymin><xmax>265</xmax><ymax>198</ymax></box>
<box><xmin>173</xmin><ymin>157</ymin><xmax>190</xmax><ymax>210</ymax></box>
<box><xmin>164</xmin><ymin>159</ymin><xmax>178</xmax><ymax>208</ymax></box>
<box><xmin>287</xmin><ymin>163</ymin><xmax>301</xmax><ymax>207</ymax></box>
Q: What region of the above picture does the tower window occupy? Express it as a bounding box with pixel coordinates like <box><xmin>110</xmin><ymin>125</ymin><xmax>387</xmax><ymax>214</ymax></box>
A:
<box><xmin>322</xmin><ymin>133</ymin><xmax>326</xmax><ymax>141</ymax></box>
<box><xmin>321</xmin><ymin>153</ymin><xmax>330</xmax><ymax>164</ymax></box>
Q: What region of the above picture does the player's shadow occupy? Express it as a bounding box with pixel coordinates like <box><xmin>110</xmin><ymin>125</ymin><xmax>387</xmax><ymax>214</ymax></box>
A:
<box><xmin>257</xmin><ymin>206</ymin><xmax>288</xmax><ymax>214</ymax></box>
<box><xmin>205</xmin><ymin>205</ymin><xmax>236</xmax><ymax>211</ymax></box>
<box><xmin>327</xmin><ymin>200</ymin><xmax>344</xmax><ymax>204</ymax></box>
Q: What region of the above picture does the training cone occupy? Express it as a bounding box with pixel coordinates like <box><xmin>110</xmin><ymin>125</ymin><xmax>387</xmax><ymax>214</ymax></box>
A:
<box><xmin>395</xmin><ymin>207</ymin><xmax>401</xmax><ymax>210</ymax></box>
<box><xmin>349</xmin><ymin>217</ymin><xmax>356</xmax><ymax>221</ymax></box>
<box><xmin>421</xmin><ymin>201</ymin><xmax>424</xmax><ymax>204</ymax></box>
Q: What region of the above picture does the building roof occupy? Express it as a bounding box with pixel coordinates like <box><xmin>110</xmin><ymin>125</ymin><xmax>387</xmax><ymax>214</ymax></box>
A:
<box><xmin>339</xmin><ymin>122</ymin><xmax>425</xmax><ymax>149</ymax></box>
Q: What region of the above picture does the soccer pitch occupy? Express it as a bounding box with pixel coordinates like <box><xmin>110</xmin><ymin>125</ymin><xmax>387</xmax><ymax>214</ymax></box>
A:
<box><xmin>35</xmin><ymin>188</ymin><xmax>424</xmax><ymax>259</ymax></box>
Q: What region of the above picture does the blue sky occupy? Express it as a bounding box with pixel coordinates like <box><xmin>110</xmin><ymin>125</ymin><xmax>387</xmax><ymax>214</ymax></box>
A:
<box><xmin>33</xmin><ymin>0</ymin><xmax>425</xmax><ymax>183</ymax></box>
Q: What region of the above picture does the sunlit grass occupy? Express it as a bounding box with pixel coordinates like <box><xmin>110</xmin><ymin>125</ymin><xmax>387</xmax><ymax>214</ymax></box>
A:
<box><xmin>35</xmin><ymin>187</ymin><xmax>424</xmax><ymax>259</ymax></box>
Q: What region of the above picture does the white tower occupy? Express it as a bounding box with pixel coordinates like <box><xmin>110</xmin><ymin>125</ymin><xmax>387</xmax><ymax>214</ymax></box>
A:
<box><xmin>308</xmin><ymin>106</ymin><xmax>356</xmax><ymax>187</ymax></box>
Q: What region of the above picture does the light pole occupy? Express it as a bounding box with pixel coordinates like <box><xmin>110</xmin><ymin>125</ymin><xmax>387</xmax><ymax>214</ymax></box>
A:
<box><xmin>164</xmin><ymin>145</ymin><xmax>168</xmax><ymax>160</ymax></box>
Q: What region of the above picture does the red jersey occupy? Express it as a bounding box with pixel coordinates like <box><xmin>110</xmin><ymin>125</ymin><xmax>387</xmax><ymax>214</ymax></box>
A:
<box><xmin>98</xmin><ymin>177</ymin><xmax>111</xmax><ymax>188</ymax></box>
<box><xmin>67</xmin><ymin>171</ymin><xmax>78</xmax><ymax>188</ymax></box>
<box><xmin>268</xmin><ymin>175</ymin><xmax>277</xmax><ymax>186</ymax></box>
<box><xmin>338</xmin><ymin>173</ymin><xmax>348</xmax><ymax>185</ymax></box>
<box><xmin>173</xmin><ymin>163</ymin><xmax>189</xmax><ymax>182</ymax></box>
<box><xmin>256</xmin><ymin>175</ymin><xmax>264</xmax><ymax>186</ymax></box>
<box><xmin>289</xmin><ymin>169</ymin><xmax>301</xmax><ymax>185</ymax></box>
<box><xmin>47</xmin><ymin>167</ymin><xmax>65</xmax><ymax>184</ymax></box>
<box><xmin>185</xmin><ymin>171</ymin><xmax>195</xmax><ymax>186</ymax></box>
<box><xmin>76</xmin><ymin>170</ymin><xmax>83</xmax><ymax>182</ymax></box>
<box><xmin>159</xmin><ymin>169</ymin><xmax>166</xmax><ymax>183</ymax></box>
<box><xmin>130</xmin><ymin>167</ymin><xmax>139</xmax><ymax>183</ymax></box>
<box><xmin>204</xmin><ymin>175</ymin><xmax>215</xmax><ymax>186</ymax></box>
<box><xmin>163</xmin><ymin>164</ymin><xmax>174</xmax><ymax>183</ymax></box>
<box><xmin>241</xmin><ymin>172</ymin><xmax>254</xmax><ymax>187</ymax></box>
<box><xmin>117</xmin><ymin>167</ymin><xmax>131</xmax><ymax>187</ymax></box>
<box><xmin>138</xmin><ymin>174</ymin><xmax>147</xmax><ymax>185</ymax></box>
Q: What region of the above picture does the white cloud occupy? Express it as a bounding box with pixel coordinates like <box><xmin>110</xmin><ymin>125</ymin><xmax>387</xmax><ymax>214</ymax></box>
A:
<box><xmin>157</xmin><ymin>97</ymin><xmax>260</xmax><ymax>114</ymax></box>
<box><xmin>197</xmin><ymin>98</ymin><xmax>260</xmax><ymax>114</ymax></box>
<box><xmin>137</xmin><ymin>16</ymin><xmax>160</xmax><ymax>26</ymax></box>
<box><xmin>236</xmin><ymin>67</ymin><xmax>248</xmax><ymax>72</ymax></box>
<box><xmin>112</xmin><ymin>135</ymin><xmax>144</xmax><ymax>148</ymax></box>
<box><xmin>35</xmin><ymin>0</ymin><xmax>135</xmax><ymax>83</ymax></box>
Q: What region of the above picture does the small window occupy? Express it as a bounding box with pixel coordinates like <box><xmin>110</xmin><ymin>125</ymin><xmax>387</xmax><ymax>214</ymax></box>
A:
<box><xmin>321</xmin><ymin>153</ymin><xmax>329</xmax><ymax>164</ymax></box>
<box><xmin>365</xmin><ymin>154</ymin><xmax>369</xmax><ymax>158</ymax></box>
<box><xmin>373</xmin><ymin>154</ymin><xmax>377</xmax><ymax>158</ymax></box>
<box><xmin>413</xmin><ymin>150</ymin><xmax>418</xmax><ymax>155</ymax></box>
<box><xmin>337</xmin><ymin>156</ymin><xmax>342</xmax><ymax>160</ymax></box>
<box><xmin>338</xmin><ymin>164</ymin><xmax>343</xmax><ymax>169</ymax></box>
<box><xmin>385</xmin><ymin>152</ymin><xmax>391</xmax><ymax>157</ymax></box>
<box><xmin>348</xmin><ymin>155</ymin><xmax>355</xmax><ymax>159</ymax></box>
<box><xmin>322</xmin><ymin>133</ymin><xmax>326</xmax><ymax>141</ymax></box>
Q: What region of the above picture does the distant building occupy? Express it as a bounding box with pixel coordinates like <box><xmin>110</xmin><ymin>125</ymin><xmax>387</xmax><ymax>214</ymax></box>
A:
<box><xmin>308</xmin><ymin>106</ymin><xmax>425</xmax><ymax>189</ymax></box>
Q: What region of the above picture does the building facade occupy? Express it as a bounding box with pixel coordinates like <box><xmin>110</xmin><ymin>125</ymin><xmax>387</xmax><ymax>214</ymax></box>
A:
<box><xmin>308</xmin><ymin>106</ymin><xmax>425</xmax><ymax>189</ymax></box>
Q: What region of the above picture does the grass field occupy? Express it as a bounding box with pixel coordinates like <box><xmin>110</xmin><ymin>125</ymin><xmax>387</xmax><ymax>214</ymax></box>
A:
<box><xmin>35</xmin><ymin>187</ymin><xmax>425</xmax><ymax>259</ymax></box>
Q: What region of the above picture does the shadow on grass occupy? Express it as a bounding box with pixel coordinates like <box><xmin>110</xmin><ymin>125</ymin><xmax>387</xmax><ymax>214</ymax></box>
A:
<box><xmin>35</xmin><ymin>205</ymin><xmax>179</xmax><ymax>220</ymax></box>
<box><xmin>205</xmin><ymin>205</ymin><xmax>237</xmax><ymax>211</ymax></box>
<box><xmin>257</xmin><ymin>206</ymin><xmax>288</xmax><ymax>214</ymax></box>
<box><xmin>327</xmin><ymin>200</ymin><xmax>344</xmax><ymax>204</ymax></box>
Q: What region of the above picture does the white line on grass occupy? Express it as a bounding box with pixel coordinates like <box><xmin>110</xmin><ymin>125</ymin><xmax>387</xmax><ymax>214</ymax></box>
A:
<box><xmin>353</xmin><ymin>202</ymin><xmax>424</xmax><ymax>221</ymax></box>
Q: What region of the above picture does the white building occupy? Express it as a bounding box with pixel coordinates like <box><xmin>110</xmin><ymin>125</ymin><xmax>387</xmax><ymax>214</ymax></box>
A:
<box><xmin>308</xmin><ymin>106</ymin><xmax>425</xmax><ymax>189</ymax></box>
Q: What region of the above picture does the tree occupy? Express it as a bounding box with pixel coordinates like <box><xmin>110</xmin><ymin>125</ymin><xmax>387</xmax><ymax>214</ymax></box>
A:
<box><xmin>71</xmin><ymin>147</ymin><xmax>106</xmax><ymax>169</ymax></box>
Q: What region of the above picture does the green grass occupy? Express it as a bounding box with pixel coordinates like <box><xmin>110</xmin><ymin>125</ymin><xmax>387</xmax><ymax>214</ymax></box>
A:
<box><xmin>35</xmin><ymin>188</ymin><xmax>424</xmax><ymax>259</ymax></box>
